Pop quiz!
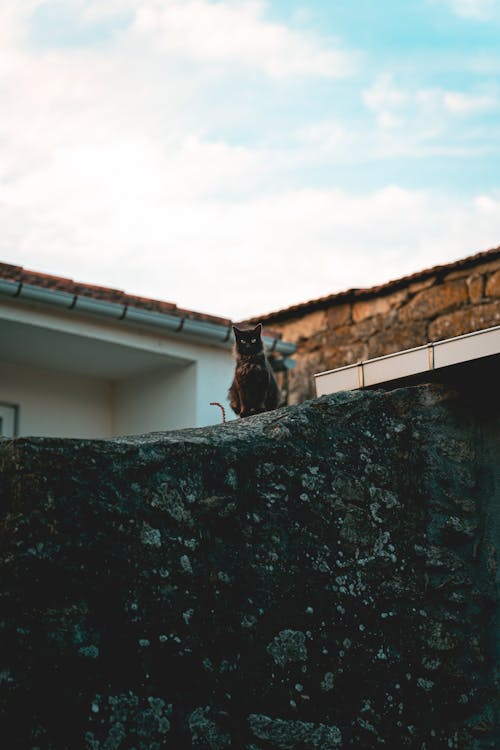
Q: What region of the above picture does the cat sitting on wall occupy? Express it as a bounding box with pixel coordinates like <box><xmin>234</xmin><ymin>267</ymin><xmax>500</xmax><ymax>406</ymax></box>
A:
<box><xmin>228</xmin><ymin>323</ymin><xmax>279</xmax><ymax>418</ymax></box>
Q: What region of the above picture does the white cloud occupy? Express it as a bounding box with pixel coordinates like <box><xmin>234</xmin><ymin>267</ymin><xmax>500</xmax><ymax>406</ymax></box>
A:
<box><xmin>363</xmin><ymin>77</ymin><xmax>405</xmax><ymax>121</ymax></box>
<box><xmin>2</xmin><ymin>177</ymin><xmax>499</xmax><ymax>319</ymax></box>
<box><xmin>443</xmin><ymin>91</ymin><xmax>499</xmax><ymax>114</ymax></box>
<box><xmin>475</xmin><ymin>194</ymin><xmax>500</xmax><ymax>214</ymax></box>
<box><xmin>363</xmin><ymin>76</ymin><xmax>425</xmax><ymax>133</ymax></box>
<box><xmin>359</xmin><ymin>75</ymin><xmax>500</xmax><ymax>157</ymax></box>
<box><xmin>296</xmin><ymin>120</ymin><xmax>353</xmax><ymax>156</ymax></box>
<box><xmin>364</xmin><ymin>76</ymin><xmax>499</xmax><ymax>122</ymax></box>
<box><xmin>296</xmin><ymin>78</ymin><xmax>499</xmax><ymax>165</ymax></box>
<box><xmin>0</xmin><ymin>0</ymin><xmax>355</xmax><ymax>179</ymax></box>
<box><xmin>130</xmin><ymin>0</ymin><xmax>355</xmax><ymax>78</ymax></box>
<box><xmin>433</xmin><ymin>0</ymin><xmax>497</xmax><ymax>20</ymax></box>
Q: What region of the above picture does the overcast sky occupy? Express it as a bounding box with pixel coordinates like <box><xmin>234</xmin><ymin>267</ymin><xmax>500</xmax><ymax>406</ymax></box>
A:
<box><xmin>1</xmin><ymin>0</ymin><xmax>499</xmax><ymax>319</ymax></box>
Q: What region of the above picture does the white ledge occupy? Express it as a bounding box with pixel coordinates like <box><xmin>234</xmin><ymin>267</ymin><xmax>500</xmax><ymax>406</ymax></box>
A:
<box><xmin>314</xmin><ymin>325</ymin><xmax>500</xmax><ymax>396</ymax></box>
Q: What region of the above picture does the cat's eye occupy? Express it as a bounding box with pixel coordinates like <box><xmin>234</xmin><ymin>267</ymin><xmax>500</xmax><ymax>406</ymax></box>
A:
<box><xmin>251</xmin><ymin>338</ymin><xmax>256</xmax><ymax>343</ymax></box>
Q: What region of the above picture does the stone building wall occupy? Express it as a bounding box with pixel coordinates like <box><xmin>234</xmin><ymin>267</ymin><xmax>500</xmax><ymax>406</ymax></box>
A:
<box><xmin>255</xmin><ymin>247</ymin><xmax>500</xmax><ymax>404</ymax></box>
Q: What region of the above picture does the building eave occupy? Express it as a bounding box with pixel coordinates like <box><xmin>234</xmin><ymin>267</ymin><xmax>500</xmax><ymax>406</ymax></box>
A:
<box><xmin>0</xmin><ymin>277</ymin><xmax>297</xmax><ymax>357</ymax></box>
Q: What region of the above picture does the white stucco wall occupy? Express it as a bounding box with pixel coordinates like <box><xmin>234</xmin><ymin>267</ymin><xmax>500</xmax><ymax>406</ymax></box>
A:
<box><xmin>113</xmin><ymin>363</ymin><xmax>197</xmax><ymax>435</ymax></box>
<box><xmin>194</xmin><ymin>344</ymin><xmax>237</xmax><ymax>426</ymax></box>
<box><xmin>0</xmin><ymin>361</ymin><xmax>112</xmax><ymax>438</ymax></box>
<box><xmin>0</xmin><ymin>298</ymin><xmax>236</xmax><ymax>437</ymax></box>
<box><xmin>112</xmin><ymin>342</ymin><xmax>236</xmax><ymax>434</ymax></box>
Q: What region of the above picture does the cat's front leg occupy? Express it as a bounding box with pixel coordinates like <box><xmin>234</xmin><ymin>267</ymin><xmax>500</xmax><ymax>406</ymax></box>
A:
<box><xmin>239</xmin><ymin>403</ymin><xmax>254</xmax><ymax>417</ymax></box>
<box><xmin>240</xmin><ymin>405</ymin><xmax>258</xmax><ymax>417</ymax></box>
<box><xmin>240</xmin><ymin>404</ymin><xmax>265</xmax><ymax>418</ymax></box>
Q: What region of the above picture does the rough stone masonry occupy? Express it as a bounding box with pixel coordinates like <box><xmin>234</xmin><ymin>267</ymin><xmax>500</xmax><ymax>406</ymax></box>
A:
<box><xmin>256</xmin><ymin>247</ymin><xmax>500</xmax><ymax>405</ymax></box>
<box><xmin>0</xmin><ymin>384</ymin><xmax>498</xmax><ymax>749</ymax></box>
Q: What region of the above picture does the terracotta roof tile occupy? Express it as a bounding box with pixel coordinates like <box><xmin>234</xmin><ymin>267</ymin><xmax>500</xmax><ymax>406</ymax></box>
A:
<box><xmin>243</xmin><ymin>245</ymin><xmax>500</xmax><ymax>324</ymax></box>
<box><xmin>0</xmin><ymin>262</ymin><xmax>232</xmax><ymax>326</ymax></box>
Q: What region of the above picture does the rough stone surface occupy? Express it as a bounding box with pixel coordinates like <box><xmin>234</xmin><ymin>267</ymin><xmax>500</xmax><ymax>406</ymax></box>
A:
<box><xmin>285</xmin><ymin>350</ymin><xmax>326</xmax><ymax>406</ymax></box>
<box><xmin>325</xmin><ymin>342</ymin><xmax>367</xmax><ymax>371</ymax></box>
<box><xmin>408</xmin><ymin>277</ymin><xmax>436</xmax><ymax>294</ymax></box>
<box><xmin>0</xmin><ymin>385</ymin><xmax>498</xmax><ymax>749</ymax></box>
<box><xmin>485</xmin><ymin>271</ymin><xmax>500</xmax><ymax>299</ymax></box>
<box><xmin>429</xmin><ymin>303</ymin><xmax>500</xmax><ymax>341</ymax></box>
<box><xmin>467</xmin><ymin>276</ymin><xmax>485</xmax><ymax>305</ymax></box>
<box><xmin>398</xmin><ymin>280</ymin><xmax>468</xmax><ymax>322</ymax></box>
<box><xmin>445</xmin><ymin>259</ymin><xmax>500</xmax><ymax>281</ymax></box>
<box><xmin>352</xmin><ymin>290</ymin><xmax>408</xmax><ymax>324</ymax></box>
<box><xmin>326</xmin><ymin>304</ymin><xmax>352</xmax><ymax>329</ymax></box>
<box><xmin>277</xmin><ymin>311</ymin><xmax>329</xmax><ymax>344</ymax></box>
<box><xmin>366</xmin><ymin>321</ymin><xmax>428</xmax><ymax>359</ymax></box>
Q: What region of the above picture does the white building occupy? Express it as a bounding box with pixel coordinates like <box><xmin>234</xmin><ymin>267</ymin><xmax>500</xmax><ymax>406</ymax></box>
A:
<box><xmin>0</xmin><ymin>263</ymin><xmax>295</xmax><ymax>438</ymax></box>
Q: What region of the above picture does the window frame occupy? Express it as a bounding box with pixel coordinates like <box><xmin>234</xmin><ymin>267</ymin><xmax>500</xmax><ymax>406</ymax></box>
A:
<box><xmin>0</xmin><ymin>402</ymin><xmax>19</xmax><ymax>438</ymax></box>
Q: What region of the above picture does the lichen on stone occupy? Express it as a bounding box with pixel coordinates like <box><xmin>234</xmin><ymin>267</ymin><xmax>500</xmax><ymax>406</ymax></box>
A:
<box><xmin>85</xmin><ymin>692</ymin><xmax>171</xmax><ymax>750</ymax></box>
<box><xmin>248</xmin><ymin>714</ymin><xmax>342</xmax><ymax>749</ymax></box>
<box><xmin>188</xmin><ymin>706</ymin><xmax>231</xmax><ymax>749</ymax></box>
<box><xmin>140</xmin><ymin>523</ymin><xmax>162</xmax><ymax>547</ymax></box>
<box><xmin>266</xmin><ymin>629</ymin><xmax>308</xmax><ymax>668</ymax></box>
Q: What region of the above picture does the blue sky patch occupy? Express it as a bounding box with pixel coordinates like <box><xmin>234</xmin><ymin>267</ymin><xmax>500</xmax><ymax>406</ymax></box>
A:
<box><xmin>29</xmin><ymin>1</ymin><xmax>133</xmax><ymax>49</ymax></box>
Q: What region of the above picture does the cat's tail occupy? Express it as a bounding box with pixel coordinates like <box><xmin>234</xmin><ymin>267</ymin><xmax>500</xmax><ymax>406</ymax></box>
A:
<box><xmin>210</xmin><ymin>401</ymin><xmax>226</xmax><ymax>424</ymax></box>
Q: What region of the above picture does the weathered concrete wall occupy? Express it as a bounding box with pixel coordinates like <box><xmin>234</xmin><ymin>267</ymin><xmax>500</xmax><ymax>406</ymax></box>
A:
<box><xmin>263</xmin><ymin>250</ymin><xmax>500</xmax><ymax>404</ymax></box>
<box><xmin>0</xmin><ymin>385</ymin><xmax>498</xmax><ymax>749</ymax></box>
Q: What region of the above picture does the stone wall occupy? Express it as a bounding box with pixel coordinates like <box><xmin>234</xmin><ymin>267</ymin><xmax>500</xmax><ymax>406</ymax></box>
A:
<box><xmin>261</xmin><ymin>248</ymin><xmax>500</xmax><ymax>404</ymax></box>
<box><xmin>0</xmin><ymin>384</ymin><xmax>498</xmax><ymax>749</ymax></box>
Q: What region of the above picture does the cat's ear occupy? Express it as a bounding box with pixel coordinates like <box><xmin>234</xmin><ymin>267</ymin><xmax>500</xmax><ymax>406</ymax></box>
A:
<box><xmin>232</xmin><ymin>325</ymin><xmax>241</xmax><ymax>335</ymax></box>
<box><xmin>253</xmin><ymin>323</ymin><xmax>262</xmax><ymax>335</ymax></box>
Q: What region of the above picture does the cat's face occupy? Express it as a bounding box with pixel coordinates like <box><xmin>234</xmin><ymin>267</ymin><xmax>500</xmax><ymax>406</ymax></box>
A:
<box><xmin>233</xmin><ymin>324</ymin><xmax>263</xmax><ymax>355</ymax></box>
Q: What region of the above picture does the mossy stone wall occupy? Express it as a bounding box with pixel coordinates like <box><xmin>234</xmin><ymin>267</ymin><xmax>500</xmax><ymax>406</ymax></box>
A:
<box><xmin>0</xmin><ymin>385</ymin><xmax>498</xmax><ymax>748</ymax></box>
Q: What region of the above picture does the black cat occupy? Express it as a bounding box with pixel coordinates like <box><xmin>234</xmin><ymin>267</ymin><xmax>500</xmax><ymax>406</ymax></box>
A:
<box><xmin>228</xmin><ymin>323</ymin><xmax>279</xmax><ymax>418</ymax></box>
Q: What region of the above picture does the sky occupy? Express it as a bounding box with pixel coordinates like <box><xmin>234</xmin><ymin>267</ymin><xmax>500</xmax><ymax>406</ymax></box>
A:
<box><xmin>1</xmin><ymin>0</ymin><xmax>499</xmax><ymax>320</ymax></box>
